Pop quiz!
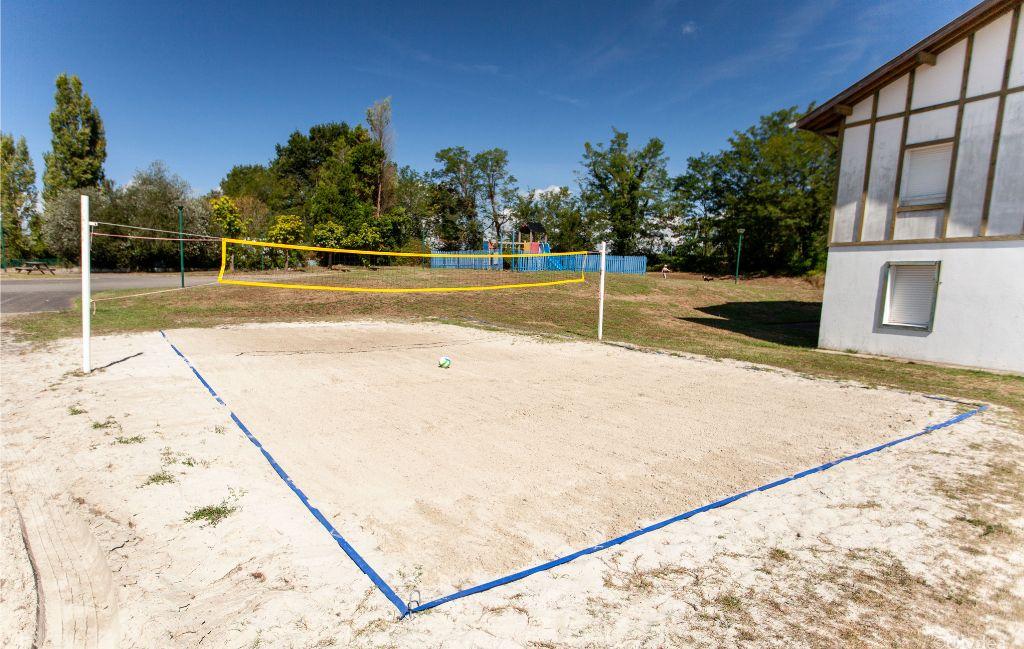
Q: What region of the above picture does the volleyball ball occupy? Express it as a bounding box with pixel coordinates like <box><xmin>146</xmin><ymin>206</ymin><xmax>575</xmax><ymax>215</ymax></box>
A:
<box><xmin>438</xmin><ymin>356</ymin><xmax>452</xmax><ymax>369</ymax></box>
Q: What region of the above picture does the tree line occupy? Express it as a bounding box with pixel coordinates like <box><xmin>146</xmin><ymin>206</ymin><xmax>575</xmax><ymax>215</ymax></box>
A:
<box><xmin>1</xmin><ymin>74</ymin><xmax>836</xmax><ymax>275</ymax></box>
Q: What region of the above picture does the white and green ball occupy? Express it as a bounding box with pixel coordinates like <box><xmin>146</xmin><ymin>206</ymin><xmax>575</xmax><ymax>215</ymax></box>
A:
<box><xmin>438</xmin><ymin>356</ymin><xmax>452</xmax><ymax>369</ymax></box>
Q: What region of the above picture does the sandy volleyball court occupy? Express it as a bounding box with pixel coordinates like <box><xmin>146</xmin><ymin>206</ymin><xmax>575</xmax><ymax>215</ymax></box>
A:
<box><xmin>163</xmin><ymin>322</ymin><xmax>955</xmax><ymax>600</ymax></box>
<box><xmin>3</xmin><ymin>321</ymin><xmax>1021</xmax><ymax>647</ymax></box>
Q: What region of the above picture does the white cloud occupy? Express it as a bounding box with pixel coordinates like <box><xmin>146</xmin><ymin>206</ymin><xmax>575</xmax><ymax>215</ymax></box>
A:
<box><xmin>532</xmin><ymin>185</ymin><xmax>563</xmax><ymax>198</ymax></box>
<box><xmin>519</xmin><ymin>185</ymin><xmax>565</xmax><ymax>199</ymax></box>
<box><xmin>680</xmin><ymin>21</ymin><xmax>698</xmax><ymax>35</ymax></box>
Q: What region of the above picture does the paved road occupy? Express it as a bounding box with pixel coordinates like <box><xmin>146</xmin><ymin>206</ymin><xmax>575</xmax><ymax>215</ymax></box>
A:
<box><xmin>1</xmin><ymin>273</ymin><xmax>217</xmax><ymax>314</ymax></box>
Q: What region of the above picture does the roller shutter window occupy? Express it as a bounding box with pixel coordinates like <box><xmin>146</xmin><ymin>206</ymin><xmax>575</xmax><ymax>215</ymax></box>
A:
<box><xmin>884</xmin><ymin>263</ymin><xmax>939</xmax><ymax>328</ymax></box>
<box><xmin>900</xmin><ymin>143</ymin><xmax>953</xmax><ymax>207</ymax></box>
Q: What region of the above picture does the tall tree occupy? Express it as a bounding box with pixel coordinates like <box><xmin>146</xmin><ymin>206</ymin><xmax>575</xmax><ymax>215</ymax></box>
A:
<box><xmin>272</xmin><ymin>122</ymin><xmax>367</xmax><ymax>215</ymax></box>
<box><xmin>432</xmin><ymin>147</ymin><xmax>482</xmax><ymax>248</ymax></box>
<box><xmin>366</xmin><ymin>97</ymin><xmax>394</xmax><ymax>217</ymax></box>
<box><xmin>307</xmin><ymin>157</ymin><xmax>357</xmax><ymax>228</ymax></box>
<box><xmin>42</xmin><ymin>74</ymin><xmax>106</xmax><ymax>201</ymax></box>
<box><xmin>394</xmin><ymin>166</ymin><xmax>432</xmax><ymax>245</ymax></box>
<box><xmin>510</xmin><ymin>191</ymin><xmax>540</xmax><ymax>227</ymax></box>
<box><xmin>1</xmin><ymin>134</ymin><xmax>38</xmax><ymax>261</ymax></box>
<box><xmin>668</xmin><ymin>155</ymin><xmax>723</xmax><ymax>272</ymax></box>
<box><xmin>346</xmin><ymin>140</ymin><xmax>387</xmax><ymax>206</ymax></box>
<box><xmin>428</xmin><ymin>181</ymin><xmax>466</xmax><ymax>250</ymax></box>
<box><xmin>220</xmin><ymin>164</ymin><xmax>282</xmax><ymax>209</ymax></box>
<box><xmin>578</xmin><ymin>129</ymin><xmax>669</xmax><ymax>255</ymax></box>
<box><xmin>473</xmin><ymin>148</ymin><xmax>517</xmax><ymax>242</ymax></box>
<box><xmin>671</xmin><ymin>107</ymin><xmax>836</xmax><ymax>274</ymax></box>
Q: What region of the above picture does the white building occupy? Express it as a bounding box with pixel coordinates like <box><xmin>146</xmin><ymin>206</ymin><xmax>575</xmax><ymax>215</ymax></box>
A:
<box><xmin>798</xmin><ymin>0</ymin><xmax>1024</xmax><ymax>374</ymax></box>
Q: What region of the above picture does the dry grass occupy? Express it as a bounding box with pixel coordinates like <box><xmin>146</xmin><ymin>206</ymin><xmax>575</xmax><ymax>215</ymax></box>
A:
<box><xmin>602</xmin><ymin>556</ymin><xmax>693</xmax><ymax>594</ymax></box>
<box><xmin>580</xmin><ymin>426</ymin><xmax>1024</xmax><ymax>646</ymax></box>
<box><xmin>6</xmin><ymin>272</ymin><xmax>1022</xmax><ymax>413</ymax></box>
<box><xmin>767</xmin><ymin>548</ymin><xmax>792</xmax><ymax>562</ymax></box>
<box><xmin>480</xmin><ymin>594</ymin><xmax>531</xmax><ymax>620</ymax></box>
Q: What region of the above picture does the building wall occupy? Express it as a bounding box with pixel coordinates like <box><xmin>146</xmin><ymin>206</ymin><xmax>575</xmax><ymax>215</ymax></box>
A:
<box><xmin>820</xmin><ymin>3</ymin><xmax>1024</xmax><ymax>372</ymax></box>
<box><xmin>830</xmin><ymin>5</ymin><xmax>1024</xmax><ymax>245</ymax></box>
<box><xmin>819</xmin><ymin>241</ymin><xmax>1024</xmax><ymax>373</ymax></box>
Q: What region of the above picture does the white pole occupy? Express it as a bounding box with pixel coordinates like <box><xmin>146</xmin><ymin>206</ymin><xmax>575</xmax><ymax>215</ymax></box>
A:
<box><xmin>81</xmin><ymin>195</ymin><xmax>91</xmax><ymax>373</ymax></box>
<box><xmin>597</xmin><ymin>241</ymin><xmax>606</xmax><ymax>341</ymax></box>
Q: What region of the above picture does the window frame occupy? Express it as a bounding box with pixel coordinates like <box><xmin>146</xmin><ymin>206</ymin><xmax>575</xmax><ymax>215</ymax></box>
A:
<box><xmin>897</xmin><ymin>140</ymin><xmax>954</xmax><ymax>212</ymax></box>
<box><xmin>879</xmin><ymin>261</ymin><xmax>941</xmax><ymax>332</ymax></box>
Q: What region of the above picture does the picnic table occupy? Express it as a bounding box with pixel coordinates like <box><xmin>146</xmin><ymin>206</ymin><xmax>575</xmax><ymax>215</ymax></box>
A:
<box><xmin>13</xmin><ymin>261</ymin><xmax>57</xmax><ymax>275</ymax></box>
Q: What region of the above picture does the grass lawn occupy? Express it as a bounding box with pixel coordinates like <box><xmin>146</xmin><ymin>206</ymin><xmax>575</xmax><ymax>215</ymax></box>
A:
<box><xmin>6</xmin><ymin>271</ymin><xmax>1022</xmax><ymax>413</ymax></box>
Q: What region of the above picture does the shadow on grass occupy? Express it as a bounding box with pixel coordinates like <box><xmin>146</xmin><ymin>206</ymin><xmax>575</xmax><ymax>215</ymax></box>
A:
<box><xmin>679</xmin><ymin>301</ymin><xmax>822</xmax><ymax>348</ymax></box>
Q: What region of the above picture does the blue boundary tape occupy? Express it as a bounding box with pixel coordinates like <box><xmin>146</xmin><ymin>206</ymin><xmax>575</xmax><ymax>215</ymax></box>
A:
<box><xmin>408</xmin><ymin>401</ymin><xmax>986</xmax><ymax>613</ymax></box>
<box><xmin>159</xmin><ymin>330</ymin><xmax>985</xmax><ymax>618</ymax></box>
<box><xmin>159</xmin><ymin>331</ymin><xmax>410</xmax><ymax>617</ymax></box>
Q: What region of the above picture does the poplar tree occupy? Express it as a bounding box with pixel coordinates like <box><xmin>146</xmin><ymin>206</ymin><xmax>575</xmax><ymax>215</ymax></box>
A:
<box><xmin>42</xmin><ymin>74</ymin><xmax>107</xmax><ymax>201</ymax></box>
<box><xmin>1</xmin><ymin>133</ymin><xmax>38</xmax><ymax>260</ymax></box>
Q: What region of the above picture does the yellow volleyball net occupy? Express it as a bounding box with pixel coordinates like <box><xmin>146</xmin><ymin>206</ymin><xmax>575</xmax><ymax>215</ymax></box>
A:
<box><xmin>217</xmin><ymin>238</ymin><xmax>590</xmax><ymax>293</ymax></box>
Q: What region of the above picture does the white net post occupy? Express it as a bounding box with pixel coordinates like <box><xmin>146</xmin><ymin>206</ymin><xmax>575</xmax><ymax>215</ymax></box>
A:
<box><xmin>81</xmin><ymin>195</ymin><xmax>91</xmax><ymax>373</ymax></box>
<box><xmin>597</xmin><ymin>241</ymin><xmax>606</xmax><ymax>340</ymax></box>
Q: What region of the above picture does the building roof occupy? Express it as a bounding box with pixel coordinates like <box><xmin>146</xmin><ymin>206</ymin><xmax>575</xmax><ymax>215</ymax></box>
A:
<box><xmin>797</xmin><ymin>0</ymin><xmax>1017</xmax><ymax>134</ymax></box>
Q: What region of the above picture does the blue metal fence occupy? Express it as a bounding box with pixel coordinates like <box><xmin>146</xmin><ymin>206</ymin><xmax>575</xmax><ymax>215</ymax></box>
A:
<box><xmin>430</xmin><ymin>250</ymin><xmax>647</xmax><ymax>274</ymax></box>
<box><xmin>582</xmin><ymin>254</ymin><xmax>647</xmax><ymax>275</ymax></box>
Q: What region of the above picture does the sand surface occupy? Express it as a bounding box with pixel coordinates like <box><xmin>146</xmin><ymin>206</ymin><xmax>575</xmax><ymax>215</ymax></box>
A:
<box><xmin>163</xmin><ymin>322</ymin><xmax>954</xmax><ymax>599</ymax></box>
<box><xmin>0</xmin><ymin>479</ymin><xmax>36</xmax><ymax>648</ymax></box>
<box><xmin>2</xmin><ymin>321</ymin><xmax>1021</xmax><ymax>647</ymax></box>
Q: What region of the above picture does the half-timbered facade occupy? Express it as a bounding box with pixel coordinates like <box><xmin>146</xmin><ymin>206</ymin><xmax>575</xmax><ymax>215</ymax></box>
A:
<box><xmin>798</xmin><ymin>0</ymin><xmax>1023</xmax><ymax>373</ymax></box>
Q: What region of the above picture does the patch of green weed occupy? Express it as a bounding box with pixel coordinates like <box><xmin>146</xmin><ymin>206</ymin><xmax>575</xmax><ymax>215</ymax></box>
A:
<box><xmin>142</xmin><ymin>470</ymin><xmax>175</xmax><ymax>486</ymax></box>
<box><xmin>185</xmin><ymin>500</ymin><xmax>237</xmax><ymax>527</ymax></box>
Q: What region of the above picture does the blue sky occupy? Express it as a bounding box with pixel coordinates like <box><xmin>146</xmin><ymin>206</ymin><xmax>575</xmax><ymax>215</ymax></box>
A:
<box><xmin>2</xmin><ymin>0</ymin><xmax>976</xmax><ymax>195</ymax></box>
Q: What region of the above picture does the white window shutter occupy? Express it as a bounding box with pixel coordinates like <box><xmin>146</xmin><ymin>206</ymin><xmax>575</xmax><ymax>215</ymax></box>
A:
<box><xmin>886</xmin><ymin>264</ymin><xmax>938</xmax><ymax>327</ymax></box>
<box><xmin>901</xmin><ymin>144</ymin><xmax>952</xmax><ymax>206</ymax></box>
